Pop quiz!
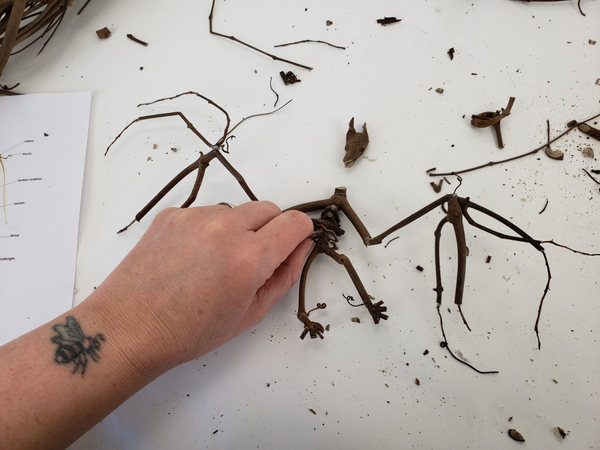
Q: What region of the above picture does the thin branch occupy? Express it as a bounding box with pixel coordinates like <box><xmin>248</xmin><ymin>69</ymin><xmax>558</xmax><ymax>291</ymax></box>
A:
<box><xmin>583</xmin><ymin>168</ymin><xmax>600</xmax><ymax>185</ymax></box>
<box><xmin>274</xmin><ymin>40</ymin><xmax>346</xmax><ymax>50</ymax></box>
<box><xmin>437</xmin><ymin>306</ymin><xmax>499</xmax><ymax>374</ymax></box>
<box><xmin>209</xmin><ymin>0</ymin><xmax>313</xmax><ymax>71</ymax></box>
<box><xmin>269</xmin><ymin>77</ymin><xmax>279</xmax><ymax>108</ymax></box>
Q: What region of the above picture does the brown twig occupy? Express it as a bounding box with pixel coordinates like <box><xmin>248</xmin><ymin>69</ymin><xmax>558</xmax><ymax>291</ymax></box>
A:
<box><xmin>127</xmin><ymin>34</ymin><xmax>148</xmax><ymax>47</ymax></box>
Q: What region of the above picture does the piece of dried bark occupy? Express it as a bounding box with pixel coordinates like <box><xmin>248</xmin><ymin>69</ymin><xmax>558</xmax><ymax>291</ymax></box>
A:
<box><xmin>96</xmin><ymin>27</ymin><xmax>111</xmax><ymax>39</ymax></box>
<box><xmin>344</xmin><ymin>118</ymin><xmax>369</xmax><ymax>168</ymax></box>
<box><xmin>377</xmin><ymin>17</ymin><xmax>401</xmax><ymax>25</ymax></box>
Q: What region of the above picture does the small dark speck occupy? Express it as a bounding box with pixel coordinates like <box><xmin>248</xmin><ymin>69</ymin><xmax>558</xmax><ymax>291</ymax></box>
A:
<box><xmin>423</xmin><ymin>349</ymin><xmax>429</xmax><ymax>355</ymax></box>
<box><xmin>416</xmin><ymin>265</ymin><xmax>424</xmax><ymax>272</ymax></box>
<box><xmin>44</xmin><ymin>133</ymin><xmax>49</xmax><ymax>137</ymax></box>
<box><xmin>213</xmin><ymin>429</ymin><xmax>219</xmax><ymax>434</ymax></box>
<box><xmin>309</xmin><ymin>408</ymin><xmax>317</xmax><ymax>415</ymax></box>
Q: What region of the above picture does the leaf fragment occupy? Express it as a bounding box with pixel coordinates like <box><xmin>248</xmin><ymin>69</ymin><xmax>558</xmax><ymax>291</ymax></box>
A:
<box><xmin>344</xmin><ymin>117</ymin><xmax>369</xmax><ymax>168</ymax></box>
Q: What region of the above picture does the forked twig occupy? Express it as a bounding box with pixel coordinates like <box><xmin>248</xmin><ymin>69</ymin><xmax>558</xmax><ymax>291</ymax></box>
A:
<box><xmin>106</xmin><ymin>92</ymin><xmax>290</xmax><ymax>233</ymax></box>
<box><xmin>209</xmin><ymin>0</ymin><xmax>313</xmax><ymax>71</ymax></box>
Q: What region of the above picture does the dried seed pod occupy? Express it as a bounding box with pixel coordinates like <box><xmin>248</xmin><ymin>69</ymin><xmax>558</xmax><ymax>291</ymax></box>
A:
<box><xmin>508</xmin><ymin>428</ymin><xmax>525</xmax><ymax>442</ymax></box>
<box><xmin>582</xmin><ymin>147</ymin><xmax>594</xmax><ymax>158</ymax></box>
<box><xmin>545</xmin><ymin>146</ymin><xmax>564</xmax><ymax>160</ymax></box>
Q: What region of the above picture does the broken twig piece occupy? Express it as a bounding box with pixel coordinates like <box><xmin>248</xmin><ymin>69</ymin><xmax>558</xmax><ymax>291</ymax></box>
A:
<box><xmin>127</xmin><ymin>34</ymin><xmax>148</xmax><ymax>46</ymax></box>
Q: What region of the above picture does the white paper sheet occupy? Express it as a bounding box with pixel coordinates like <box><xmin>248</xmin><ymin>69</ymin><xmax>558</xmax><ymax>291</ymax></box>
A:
<box><xmin>0</xmin><ymin>92</ymin><xmax>91</xmax><ymax>345</ymax></box>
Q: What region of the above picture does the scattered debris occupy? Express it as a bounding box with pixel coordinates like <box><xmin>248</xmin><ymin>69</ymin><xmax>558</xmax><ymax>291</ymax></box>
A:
<box><xmin>171</xmin><ymin>147</ymin><xmax>178</xmax><ymax>152</ymax></box>
<box><xmin>127</xmin><ymin>33</ymin><xmax>148</xmax><ymax>46</ymax></box>
<box><xmin>589</xmin><ymin>39</ymin><xmax>596</xmax><ymax>45</ymax></box>
<box><xmin>96</xmin><ymin>27</ymin><xmax>111</xmax><ymax>39</ymax></box>
<box><xmin>377</xmin><ymin>17</ymin><xmax>401</xmax><ymax>25</ymax></box>
<box><xmin>508</xmin><ymin>429</ymin><xmax>525</xmax><ymax>442</ymax></box>
<box><xmin>344</xmin><ymin>118</ymin><xmax>369</xmax><ymax>168</ymax></box>
<box><xmin>470</xmin><ymin>97</ymin><xmax>515</xmax><ymax>149</ymax></box>
<box><xmin>552</xmin><ymin>378</ymin><xmax>558</xmax><ymax>383</ymax></box>
<box><xmin>553</xmin><ymin>426</ymin><xmax>568</xmax><ymax>439</ymax></box>
<box><xmin>326</xmin><ymin>20</ymin><xmax>333</xmax><ymax>26</ymax></box>
<box><xmin>423</xmin><ymin>349</ymin><xmax>429</xmax><ymax>355</ymax></box>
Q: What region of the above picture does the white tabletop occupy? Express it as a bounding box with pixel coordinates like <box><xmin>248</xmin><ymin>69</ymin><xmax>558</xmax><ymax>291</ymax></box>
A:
<box><xmin>2</xmin><ymin>0</ymin><xmax>599</xmax><ymax>448</ymax></box>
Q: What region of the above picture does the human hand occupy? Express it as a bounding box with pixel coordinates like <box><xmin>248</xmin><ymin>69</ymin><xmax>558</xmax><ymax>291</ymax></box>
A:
<box><xmin>89</xmin><ymin>201</ymin><xmax>313</xmax><ymax>374</ymax></box>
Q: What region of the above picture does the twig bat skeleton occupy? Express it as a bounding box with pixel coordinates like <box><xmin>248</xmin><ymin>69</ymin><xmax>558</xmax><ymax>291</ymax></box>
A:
<box><xmin>106</xmin><ymin>92</ymin><xmax>599</xmax><ymax>373</ymax></box>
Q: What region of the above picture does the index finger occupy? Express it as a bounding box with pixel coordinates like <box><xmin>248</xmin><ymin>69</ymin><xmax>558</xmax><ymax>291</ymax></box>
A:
<box><xmin>254</xmin><ymin>209</ymin><xmax>314</xmax><ymax>272</ymax></box>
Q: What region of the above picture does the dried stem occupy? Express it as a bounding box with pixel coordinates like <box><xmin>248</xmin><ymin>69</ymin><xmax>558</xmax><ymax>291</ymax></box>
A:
<box><xmin>208</xmin><ymin>0</ymin><xmax>313</xmax><ymax>71</ymax></box>
<box><xmin>274</xmin><ymin>40</ymin><xmax>346</xmax><ymax>50</ymax></box>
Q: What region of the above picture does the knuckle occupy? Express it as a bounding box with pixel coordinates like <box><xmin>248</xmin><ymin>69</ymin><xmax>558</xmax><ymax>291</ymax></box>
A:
<box><xmin>283</xmin><ymin>210</ymin><xmax>313</xmax><ymax>235</ymax></box>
